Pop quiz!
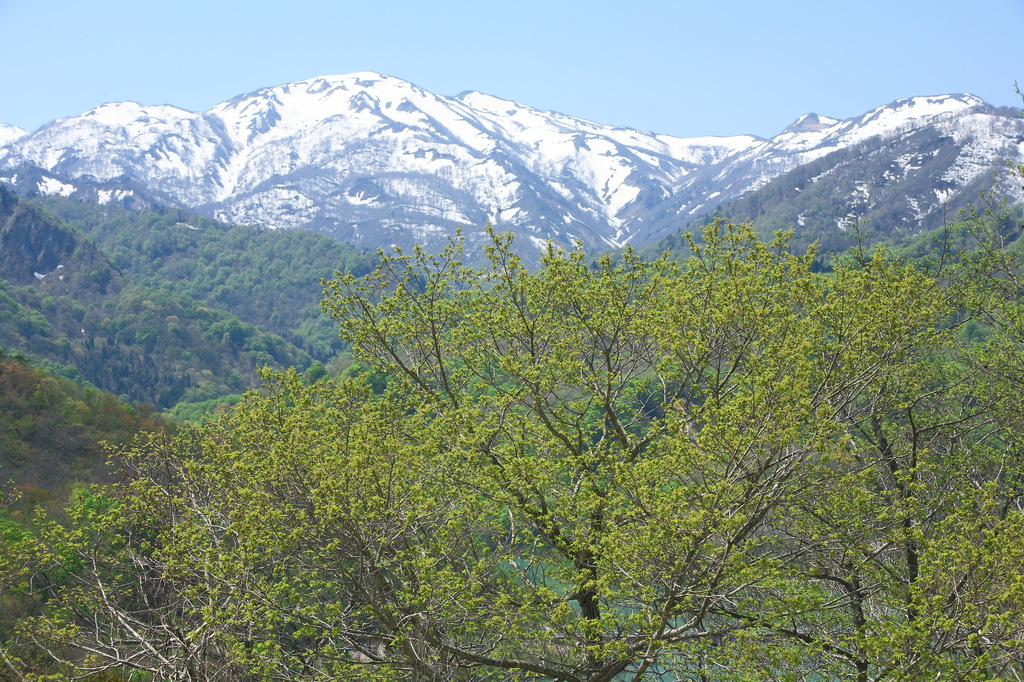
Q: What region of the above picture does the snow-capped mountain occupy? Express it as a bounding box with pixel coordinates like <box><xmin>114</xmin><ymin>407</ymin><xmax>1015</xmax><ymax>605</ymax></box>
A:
<box><xmin>1</xmin><ymin>74</ymin><xmax>1021</xmax><ymax>257</ymax></box>
<box><xmin>639</xmin><ymin>94</ymin><xmax>1024</xmax><ymax>243</ymax></box>
<box><xmin>0</xmin><ymin>124</ymin><xmax>27</xmax><ymax>147</ymax></box>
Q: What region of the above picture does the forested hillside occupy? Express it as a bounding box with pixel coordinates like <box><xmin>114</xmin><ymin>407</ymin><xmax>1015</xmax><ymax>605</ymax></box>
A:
<box><xmin>5</xmin><ymin>209</ymin><xmax>1024</xmax><ymax>679</ymax></box>
<box><xmin>0</xmin><ymin>188</ymin><xmax>373</xmax><ymax>410</ymax></box>
<box><xmin>0</xmin><ymin>351</ymin><xmax>165</xmax><ymax>510</ymax></box>
<box><xmin>36</xmin><ymin>195</ymin><xmax>373</xmax><ymax>358</ymax></box>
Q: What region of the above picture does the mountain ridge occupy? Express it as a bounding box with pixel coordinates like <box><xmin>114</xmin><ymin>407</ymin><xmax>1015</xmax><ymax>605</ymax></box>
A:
<box><xmin>1</xmin><ymin>74</ymin><xmax>1020</xmax><ymax>258</ymax></box>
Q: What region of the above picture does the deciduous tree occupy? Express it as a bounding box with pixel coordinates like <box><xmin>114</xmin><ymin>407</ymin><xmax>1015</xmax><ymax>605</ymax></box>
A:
<box><xmin>5</xmin><ymin>220</ymin><xmax>1024</xmax><ymax>680</ymax></box>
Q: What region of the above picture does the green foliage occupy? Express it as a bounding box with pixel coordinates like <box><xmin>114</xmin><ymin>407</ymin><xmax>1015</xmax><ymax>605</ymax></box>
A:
<box><xmin>0</xmin><ymin>356</ymin><xmax>171</xmax><ymax>680</ymax></box>
<box><xmin>304</xmin><ymin>360</ymin><xmax>329</xmax><ymax>384</ymax></box>
<box><xmin>0</xmin><ymin>352</ymin><xmax>166</xmax><ymax>512</ymax></box>
<box><xmin>8</xmin><ymin>218</ymin><xmax>1024</xmax><ymax>680</ymax></box>
<box><xmin>37</xmin><ymin>196</ymin><xmax>374</xmax><ymax>360</ymax></box>
<box><xmin>0</xmin><ymin>275</ymin><xmax>311</xmax><ymax>408</ymax></box>
<box><xmin>0</xmin><ymin>189</ymin><xmax>326</xmax><ymax>408</ymax></box>
<box><xmin>165</xmin><ymin>393</ymin><xmax>244</xmax><ymax>425</ymax></box>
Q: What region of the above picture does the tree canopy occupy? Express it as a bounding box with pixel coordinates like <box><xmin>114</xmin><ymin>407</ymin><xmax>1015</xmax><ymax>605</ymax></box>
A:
<box><xmin>4</xmin><ymin>218</ymin><xmax>1024</xmax><ymax>680</ymax></box>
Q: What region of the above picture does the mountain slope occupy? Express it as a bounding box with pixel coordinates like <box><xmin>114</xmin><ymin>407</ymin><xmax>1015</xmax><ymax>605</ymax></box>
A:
<box><xmin>35</xmin><ymin>194</ymin><xmax>374</xmax><ymax>358</ymax></box>
<box><xmin>651</xmin><ymin>105</ymin><xmax>1024</xmax><ymax>255</ymax></box>
<box><xmin>0</xmin><ymin>187</ymin><xmax>315</xmax><ymax>408</ymax></box>
<box><xmin>640</xmin><ymin>96</ymin><xmax>1024</xmax><ymax>244</ymax></box>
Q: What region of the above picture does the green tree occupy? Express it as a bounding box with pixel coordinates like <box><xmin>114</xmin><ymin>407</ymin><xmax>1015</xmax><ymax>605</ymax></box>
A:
<box><xmin>5</xmin><ymin>222</ymin><xmax>1024</xmax><ymax>680</ymax></box>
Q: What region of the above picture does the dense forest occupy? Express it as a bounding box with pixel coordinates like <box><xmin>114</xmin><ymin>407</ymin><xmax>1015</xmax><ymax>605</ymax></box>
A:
<box><xmin>4</xmin><ymin>182</ymin><xmax>1024</xmax><ymax>678</ymax></box>
<box><xmin>36</xmin><ymin>195</ymin><xmax>374</xmax><ymax>359</ymax></box>
<box><xmin>0</xmin><ymin>350</ymin><xmax>167</xmax><ymax>506</ymax></box>
<box><xmin>0</xmin><ymin>187</ymin><xmax>374</xmax><ymax>411</ymax></box>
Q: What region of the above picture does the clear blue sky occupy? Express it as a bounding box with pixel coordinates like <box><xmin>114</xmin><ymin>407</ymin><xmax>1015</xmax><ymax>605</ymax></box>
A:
<box><xmin>1</xmin><ymin>0</ymin><xmax>1021</xmax><ymax>138</ymax></box>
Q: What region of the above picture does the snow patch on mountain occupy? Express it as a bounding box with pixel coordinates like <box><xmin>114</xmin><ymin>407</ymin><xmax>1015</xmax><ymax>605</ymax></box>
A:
<box><xmin>38</xmin><ymin>177</ymin><xmax>75</xmax><ymax>197</ymax></box>
<box><xmin>97</xmin><ymin>189</ymin><xmax>134</xmax><ymax>205</ymax></box>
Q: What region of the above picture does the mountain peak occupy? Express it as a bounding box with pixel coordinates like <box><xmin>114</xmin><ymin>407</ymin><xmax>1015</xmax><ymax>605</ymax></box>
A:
<box><xmin>859</xmin><ymin>93</ymin><xmax>987</xmax><ymax>127</ymax></box>
<box><xmin>0</xmin><ymin>123</ymin><xmax>28</xmax><ymax>146</ymax></box>
<box><xmin>781</xmin><ymin>113</ymin><xmax>839</xmax><ymax>135</ymax></box>
<box><xmin>207</xmin><ymin>72</ymin><xmax>437</xmax><ymax>144</ymax></box>
<box><xmin>891</xmin><ymin>93</ymin><xmax>986</xmax><ymax>110</ymax></box>
<box><xmin>220</xmin><ymin>72</ymin><xmax>415</xmax><ymax>105</ymax></box>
